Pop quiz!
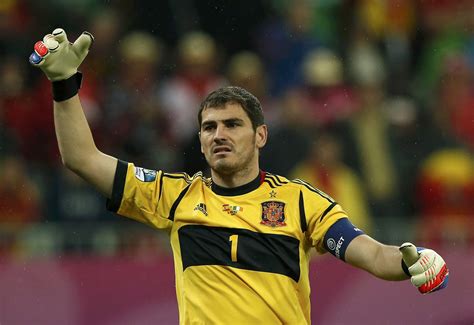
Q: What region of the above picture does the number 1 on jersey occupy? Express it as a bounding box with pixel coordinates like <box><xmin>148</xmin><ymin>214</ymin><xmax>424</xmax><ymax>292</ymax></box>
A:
<box><xmin>229</xmin><ymin>234</ymin><xmax>239</xmax><ymax>262</ymax></box>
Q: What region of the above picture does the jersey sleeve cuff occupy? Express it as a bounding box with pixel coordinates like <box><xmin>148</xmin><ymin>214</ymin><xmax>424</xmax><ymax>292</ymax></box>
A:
<box><xmin>106</xmin><ymin>159</ymin><xmax>128</xmax><ymax>212</ymax></box>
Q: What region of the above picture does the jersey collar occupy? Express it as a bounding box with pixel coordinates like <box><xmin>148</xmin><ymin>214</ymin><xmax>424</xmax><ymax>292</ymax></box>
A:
<box><xmin>212</xmin><ymin>171</ymin><xmax>265</xmax><ymax>196</ymax></box>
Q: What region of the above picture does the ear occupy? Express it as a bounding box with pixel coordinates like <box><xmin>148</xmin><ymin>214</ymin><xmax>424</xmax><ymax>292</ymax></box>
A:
<box><xmin>255</xmin><ymin>124</ymin><xmax>268</xmax><ymax>149</ymax></box>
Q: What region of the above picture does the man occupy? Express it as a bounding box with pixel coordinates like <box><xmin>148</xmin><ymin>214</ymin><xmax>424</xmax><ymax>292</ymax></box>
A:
<box><xmin>29</xmin><ymin>29</ymin><xmax>449</xmax><ymax>324</ymax></box>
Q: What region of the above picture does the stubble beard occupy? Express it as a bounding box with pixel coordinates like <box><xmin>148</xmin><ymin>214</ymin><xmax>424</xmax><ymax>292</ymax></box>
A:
<box><xmin>209</xmin><ymin>147</ymin><xmax>256</xmax><ymax>177</ymax></box>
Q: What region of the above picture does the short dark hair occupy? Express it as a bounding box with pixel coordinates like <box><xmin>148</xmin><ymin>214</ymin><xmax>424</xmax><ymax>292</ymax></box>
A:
<box><xmin>198</xmin><ymin>86</ymin><xmax>265</xmax><ymax>130</ymax></box>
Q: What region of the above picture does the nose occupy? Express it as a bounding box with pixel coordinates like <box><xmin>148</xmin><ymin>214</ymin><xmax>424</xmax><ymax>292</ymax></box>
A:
<box><xmin>213</xmin><ymin>124</ymin><xmax>228</xmax><ymax>142</ymax></box>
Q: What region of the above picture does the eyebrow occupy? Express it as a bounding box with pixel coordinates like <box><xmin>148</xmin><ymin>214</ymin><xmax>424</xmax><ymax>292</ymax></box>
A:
<box><xmin>201</xmin><ymin>118</ymin><xmax>245</xmax><ymax>128</ymax></box>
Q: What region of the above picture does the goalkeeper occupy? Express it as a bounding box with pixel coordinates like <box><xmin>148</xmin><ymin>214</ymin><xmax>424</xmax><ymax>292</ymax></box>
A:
<box><xmin>30</xmin><ymin>29</ymin><xmax>449</xmax><ymax>324</ymax></box>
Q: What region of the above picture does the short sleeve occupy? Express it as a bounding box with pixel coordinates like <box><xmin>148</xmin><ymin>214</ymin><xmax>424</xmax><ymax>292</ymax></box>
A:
<box><xmin>107</xmin><ymin>160</ymin><xmax>191</xmax><ymax>230</ymax></box>
<box><xmin>297</xmin><ymin>182</ymin><xmax>349</xmax><ymax>253</ymax></box>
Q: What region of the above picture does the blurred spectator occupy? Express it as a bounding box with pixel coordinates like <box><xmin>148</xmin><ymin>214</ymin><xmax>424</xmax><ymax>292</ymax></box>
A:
<box><xmin>102</xmin><ymin>31</ymin><xmax>174</xmax><ymax>169</ymax></box>
<box><xmin>74</xmin><ymin>8</ymin><xmax>126</xmax><ymax>149</ymax></box>
<box><xmin>431</xmin><ymin>54</ymin><xmax>474</xmax><ymax>150</ymax></box>
<box><xmin>0</xmin><ymin>54</ymin><xmax>60</xmax><ymax>197</ymax></box>
<box><xmin>418</xmin><ymin>0</ymin><xmax>472</xmax><ymax>34</ymax></box>
<box><xmin>52</xmin><ymin>168</ymin><xmax>110</xmax><ymax>222</ymax></box>
<box><xmin>0</xmin><ymin>56</ymin><xmax>23</xmax><ymax>155</ymax></box>
<box><xmin>226</xmin><ymin>51</ymin><xmax>279</xmax><ymax>127</ymax></box>
<box><xmin>160</xmin><ymin>31</ymin><xmax>226</xmax><ymax>147</ymax></box>
<box><xmin>384</xmin><ymin>96</ymin><xmax>431</xmax><ymax>217</ymax></box>
<box><xmin>256</xmin><ymin>0</ymin><xmax>321</xmax><ymax>96</ymax></box>
<box><xmin>415</xmin><ymin>148</ymin><xmax>474</xmax><ymax>247</ymax></box>
<box><xmin>339</xmin><ymin>44</ymin><xmax>403</xmax><ymax>218</ymax></box>
<box><xmin>311</xmin><ymin>0</ymin><xmax>346</xmax><ymax>50</ymax></box>
<box><xmin>260</xmin><ymin>89</ymin><xmax>312</xmax><ymax>175</ymax></box>
<box><xmin>0</xmin><ymin>155</ymin><xmax>41</xmax><ymax>224</ymax></box>
<box><xmin>0</xmin><ymin>111</ymin><xmax>17</xmax><ymax>157</ymax></box>
<box><xmin>0</xmin><ymin>0</ymin><xmax>34</xmax><ymax>54</ymax></box>
<box><xmin>290</xmin><ymin>131</ymin><xmax>373</xmax><ymax>234</ymax></box>
<box><xmin>351</xmin><ymin>0</ymin><xmax>418</xmax><ymax>92</ymax></box>
<box><xmin>270</xmin><ymin>0</ymin><xmax>352</xmax><ymax>50</ymax></box>
<box><xmin>300</xmin><ymin>48</ymin><xmax>358</xmax><ymax>127</ymax></box>
<box><xmin>83</xmin><ymin>8</ymin><xmax>123</xmax><ymax>92</ymax></box>
<box><xmin>0</xmin><ymin>154</ymin><xmax>42</xmax><ymax>257</ymax></box>
<box><xmin>414</xmin><ymin>0</ymin><xmax>473</xmax><ymax>106</ymax></box>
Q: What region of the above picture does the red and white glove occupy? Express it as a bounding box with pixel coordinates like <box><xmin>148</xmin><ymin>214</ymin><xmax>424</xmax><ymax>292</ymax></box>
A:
<box><xmin>399</xmin><ymin>242</ymin><xmax>449</xmax><ymax>294</ymax></box>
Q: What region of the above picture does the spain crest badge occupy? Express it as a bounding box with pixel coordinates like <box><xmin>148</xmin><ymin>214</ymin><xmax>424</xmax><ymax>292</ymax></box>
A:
<box><xmin>261</xmin><ymin>201</ymin><xmax>286</xmax><ymax>227</ymax></box>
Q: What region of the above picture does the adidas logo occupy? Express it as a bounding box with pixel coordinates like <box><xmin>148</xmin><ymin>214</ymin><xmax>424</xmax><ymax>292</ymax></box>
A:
<box><xmin>194</xmin><ymin>203</ymin><xmax>208</xmax><ymax>216</ymax></box>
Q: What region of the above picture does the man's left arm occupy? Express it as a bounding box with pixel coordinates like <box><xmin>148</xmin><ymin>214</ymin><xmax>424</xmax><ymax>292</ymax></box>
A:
<box><xmin>345</xmin><ymin>234</ymin><xmax>449</xmax><ymax>294</ymax></box>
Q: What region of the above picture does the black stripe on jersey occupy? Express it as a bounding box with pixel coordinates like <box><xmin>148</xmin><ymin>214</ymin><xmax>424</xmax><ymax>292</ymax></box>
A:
<box><xmin>320</xmin><ymin>202</ymin><xmax>337</xmax><ymax>221</ymax></box>
<box><xmin>299</xmin><ymin>191</ymin><xmax>307</xmax><ymax>233</ymax></box>
<box><xmin>106</xmin><ymin>159</ymin><xmax>128</xmax><ymax>213</ymax></box>
<box><xmin>272</xmin><ymin>174</ymin><xmax>289</xmax><ymax>185</ymax></box>
<box><xmin>179</xmin><ymin>225</ymin><xmax>300</xmax><ymax>282</ymax></box>
<box><xmin>264</xmin><ymin>178</ymin><xmax>277</xmax><ymax>188</ymax></box>
<box><xmin>168</xmin><ymin>185</ymin><xmax>190</xmax><ymax>221</ymax></box>
<box><xmin>266</xmin><ymin>174</ymin><xmax>288</xmax><ymax>186</ymax></box>
<box><xmin>163</xmin><ymin>173</ymin><xmax>188</xmax><ymax>180</ymax></box>
<box><xmin>158</xmin><ymin>172</ymin><xmax>164</xmax><ymax>202</ymax></box>
<box><xmin>291</xmin><ymin>179</ymin><xmax>335</xmax><ymax>203</ymax></box>
<box><xmin>164</xmin><ymin>172</ymin><xmax>208</xmax><ymax>186</ymax></box>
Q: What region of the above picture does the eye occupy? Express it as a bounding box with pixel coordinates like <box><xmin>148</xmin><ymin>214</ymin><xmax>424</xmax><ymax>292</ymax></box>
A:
<box><xmin>226</xmin><ymin>121</ymin><xmax>239</xmax><ymax>128</ymax></box>
<box><xmin>203</xmin><ymin>124</ymin><xmax>215</xmax><ymax>131</ymax></box>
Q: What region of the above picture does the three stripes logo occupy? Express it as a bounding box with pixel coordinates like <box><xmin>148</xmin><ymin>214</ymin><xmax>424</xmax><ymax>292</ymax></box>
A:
<box><xmin>292</xmin><ymin>178</ymin><xmax>335</xmax><ymax>203</ymax></box>
<box><xmin>264</xmin><ymin>173</ymin><xmax>289</xmax><ymax>189</ymax></box>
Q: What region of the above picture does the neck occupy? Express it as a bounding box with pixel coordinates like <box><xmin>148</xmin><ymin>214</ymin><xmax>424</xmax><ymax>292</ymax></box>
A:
<box><xmin>211</xmin><ymin>165</ymin><xmax>260</xmax><ymax>188</ymax></box>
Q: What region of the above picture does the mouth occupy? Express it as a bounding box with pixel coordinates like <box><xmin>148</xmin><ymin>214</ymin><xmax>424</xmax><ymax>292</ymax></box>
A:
<box><xmin>213</xmin><ymin>146</ymin><xmax>232</xmax><ymax>154</ymax></box>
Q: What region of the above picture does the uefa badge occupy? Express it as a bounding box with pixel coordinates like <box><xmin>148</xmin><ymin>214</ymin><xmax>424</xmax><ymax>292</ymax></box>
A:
<box><xmin>134</xmin><ymin>167</ymin><xmax>157</xmax><ymax>182</ymax></box>
<box><xmin>261</xmin><ymin>201</ymin><xmax>286</xmax><ymax>227</ymax></box>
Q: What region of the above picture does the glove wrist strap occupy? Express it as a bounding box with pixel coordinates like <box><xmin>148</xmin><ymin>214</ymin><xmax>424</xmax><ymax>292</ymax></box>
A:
<box><xmin>52</xmin><ymin>72</ymin><xmax>82</xmax><ymax>102</ymax></box>
<box><xmin>401</xmin><ymin>259</ymin><xmax>411</xmax><ymax>277</ymax></box>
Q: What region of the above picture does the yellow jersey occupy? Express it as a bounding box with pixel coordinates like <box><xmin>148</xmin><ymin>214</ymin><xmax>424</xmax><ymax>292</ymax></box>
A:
<box><xmin>107</xmin><ymin>160</ymin><xmax>349</xmax><ymax>324</ymax></box>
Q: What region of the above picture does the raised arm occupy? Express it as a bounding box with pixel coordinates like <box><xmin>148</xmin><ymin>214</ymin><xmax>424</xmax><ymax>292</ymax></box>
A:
<box><xmin>54</xmin><ymin>95</ymin><xmax>117</xmax><ymax>197</ymax></box>
<box><xmin>30</xmin><ymin>28</ymin><xmax>117</xmax><ymax>198</ymax></box>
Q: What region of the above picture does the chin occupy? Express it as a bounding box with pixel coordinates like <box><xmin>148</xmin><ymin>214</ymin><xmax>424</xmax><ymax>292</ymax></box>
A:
<box><xmin>212</xmin><ymin>160</ymin><xmax>239</xmax><ymax>175</ymax></box>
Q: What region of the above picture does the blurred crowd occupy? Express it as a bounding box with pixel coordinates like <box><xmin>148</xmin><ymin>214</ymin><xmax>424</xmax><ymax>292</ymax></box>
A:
<box><xmin>0</xmin><ymin>0</ymin><xmax>473</xmax><ymax>257</ymax></box>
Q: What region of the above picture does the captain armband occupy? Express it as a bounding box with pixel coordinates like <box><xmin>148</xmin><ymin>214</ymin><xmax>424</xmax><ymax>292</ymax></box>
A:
<box><xmin>323</xmin><ymin>218</ymin><xmax>364</xmax><ymax>261</ymax></box>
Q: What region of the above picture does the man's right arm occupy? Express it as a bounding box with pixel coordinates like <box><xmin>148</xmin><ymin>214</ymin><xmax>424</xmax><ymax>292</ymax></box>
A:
<box><xmin>54</xmin><ymin>94</ymin><xmax>117</xmax><ymax>198</ymax></box>
<box><xmin>30</xmin><ymin>28</ymin><xmax>117</xmax><ymax>198</ymax></box>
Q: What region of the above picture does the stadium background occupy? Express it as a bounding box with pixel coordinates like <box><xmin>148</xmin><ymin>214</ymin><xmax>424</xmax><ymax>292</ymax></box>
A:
<box><xmin>0</xmin><ymin>0</ymin><xmax>473</xmax><ymax>323</ymax></box>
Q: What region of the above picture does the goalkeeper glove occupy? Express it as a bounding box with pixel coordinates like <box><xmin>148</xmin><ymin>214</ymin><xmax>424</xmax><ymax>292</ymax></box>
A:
<box><xmin>400</xmin><ymin>242</ymin><xmax>449</xmax><ymax>294</ymax></box>
<box><xmin>29</xmin><ymin>28</ymin><xmax>94</xmax><ymax>101</ymax></box>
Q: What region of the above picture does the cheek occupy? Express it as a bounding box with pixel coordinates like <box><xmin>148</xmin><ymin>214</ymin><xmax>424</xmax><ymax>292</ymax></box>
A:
<box><xmin>199</xmin><ymin>136</ymin><xmax>210</xmax><ymax>152</ymax></box>
<box><xmin>201</xmin><ymin>143</ymin><xmax>210</xmax><ymax>155</ymax></box>
<box><xmin>239</xmin><ymin>135</ymin><xmax>257</xmax><ymax>153</ymax></box>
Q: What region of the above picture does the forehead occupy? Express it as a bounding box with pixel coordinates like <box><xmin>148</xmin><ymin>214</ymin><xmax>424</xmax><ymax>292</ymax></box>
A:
<box><xmin>201</xmin><ymin>102</ymin><xmax>250</xmax><ymax>124</ymax></box>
